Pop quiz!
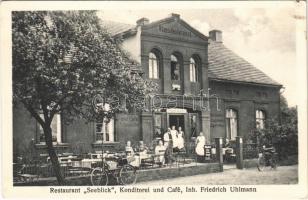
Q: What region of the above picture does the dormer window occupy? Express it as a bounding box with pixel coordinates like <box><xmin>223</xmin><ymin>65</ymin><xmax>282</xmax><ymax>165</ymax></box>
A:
<box><xmin>149</xmin><ymin>52</ymin><xmax>159</xmax><ymax>79</ymax></box>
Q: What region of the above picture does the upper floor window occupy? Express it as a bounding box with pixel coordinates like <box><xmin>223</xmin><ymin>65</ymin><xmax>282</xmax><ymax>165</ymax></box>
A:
<box><xmin>95</xmin><ymin>118</ymin><xmax>115</xmax><ymax>143</ymax></box>
<box><xmin>256</xmin><ymin>110</ymin><xmax>266</xmax><ymax>129</ymax></box>
<box><xmin>149</xmin><ymin>52</ymin><xmax>159</xmax><ymax>79</ymax></box>
<box><xmin>38</xmin><ymin>113</ymin><xmax>62</xmax><ymax>143</ymax></box>
<box><xmin>226</xmin><ymin>109</ymin><xmax>238</xmax><ymax>140</ymax></box>
<box><xmin>171</xmin><ymin>54</ymin><xmax>181</xmax><ymax>91</ymax></box>
<box><xmin>171</xmin><ymin>55</ymin><xmax>180</xmax><ymax>81</ymax></box>
<box><xmin>190</xmin><ymin>57</ymin><xmax>197</xmax><ymax>82</ymax></box>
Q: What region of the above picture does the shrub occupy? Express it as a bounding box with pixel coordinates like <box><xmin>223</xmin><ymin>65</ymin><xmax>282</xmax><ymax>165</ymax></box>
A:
<box><xmin>249</xmin><ymin>112</ymin><xmax>298</xmax><ymax>160</ymax></box>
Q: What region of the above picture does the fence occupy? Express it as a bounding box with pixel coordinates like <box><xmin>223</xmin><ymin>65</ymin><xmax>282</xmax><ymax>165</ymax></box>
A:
<box><xmin>13</xmin><ymin>158</ymin><xmax>100</xmax><ymax>183</ymax></box>
<box><xmin>243</xmin><ymin>143</ymin><xmax>259</xmax><ymax>159</ymax></box>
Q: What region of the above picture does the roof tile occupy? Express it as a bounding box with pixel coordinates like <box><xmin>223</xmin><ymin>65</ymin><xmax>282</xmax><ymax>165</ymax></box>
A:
<box><xmin>208</xmin><ymin>40</ymin><xmax>280</xmax><ymax>86</ymax></box>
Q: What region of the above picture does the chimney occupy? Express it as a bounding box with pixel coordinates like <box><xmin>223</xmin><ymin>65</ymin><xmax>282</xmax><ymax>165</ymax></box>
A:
<box><xmin>170</xmin><ymin>13</ymin><xmax>180</xmax><ymax>19</ymax></box>
<box><xmin>209</xmin><ymin>30</ymin><xmax>222</xmax><ymax>42</ymax></box>
<box><xmin>136</xmin><ymin>17</ymin><xmax>150</xmax><ymax>26</ymax></box>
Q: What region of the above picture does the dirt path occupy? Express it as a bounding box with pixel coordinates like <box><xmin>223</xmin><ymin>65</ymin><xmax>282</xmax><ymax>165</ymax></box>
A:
<box><xmin>140</xmin><ymin>165</ymin><xmax>298</xmax><ymax>185</ymax></box>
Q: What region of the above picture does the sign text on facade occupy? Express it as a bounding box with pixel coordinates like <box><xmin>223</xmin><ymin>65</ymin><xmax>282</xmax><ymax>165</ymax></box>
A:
<box><xmin>159</xmin><ymin>25</ymin><xmax>192</xmax><ymax>37</ymax></box>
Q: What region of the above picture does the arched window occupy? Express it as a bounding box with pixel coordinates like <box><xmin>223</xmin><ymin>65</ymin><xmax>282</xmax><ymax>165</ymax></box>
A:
<box><xmin>190</xmin><ymin>57</ymin><xmax>197</xmax><ymax>82</ymax></box>
<box><xmin>170</xmin><ymin>54</ymin><xmax>182</xmax><ymax>91</ymax></box>
<box><xmin>171</xmin><ymin>54</ymin><xmax>180</xmax><ymax>81</ymax></box>
<box><xmin>171</xmin><ymin>54</ymin><xmax>178</xmax><ymax>62</ymax></box>
<box><xmin>256</xmin><ymin>110</ymin><xmax>266</xmax><ymax>129</ymax></box>
<box><xmin>226</xmin><ymin>109</ymin><xmax>238</xmax><ymax>140</ymax></box>
<box><xmin>149</xmin><ymin>52</ymin><xmax>159</xmax><ymax>79</ymax></box>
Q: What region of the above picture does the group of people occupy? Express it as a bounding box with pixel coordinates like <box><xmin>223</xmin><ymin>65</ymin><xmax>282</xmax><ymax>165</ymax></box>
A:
<box><xmin>124</xmin><ymin>128</ymin><xmax>217</xmax><ymax>166</ymax></box>
<box><xmin>162</xmin><ymin>126</ymin><xmax>186</xmax><ymax>164</ymax></box>
<box><xmin>125</xmin><ymin>140</ymin><xmax>166</xmax><ymax>166</ymax></box>
<box><xmin>124</xmin><ymin>125</ymin><xmax>186</xmax><ymax>166</ymax></box>
<box><xmin>163</xmin><ymin>126</ymin><xmax>185</xmax><ymax>152</ymax></box>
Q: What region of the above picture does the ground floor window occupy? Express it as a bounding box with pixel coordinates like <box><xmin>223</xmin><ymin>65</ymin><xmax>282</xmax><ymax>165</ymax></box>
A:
<box><xmin>226</xmin><ymin>109</ymin><xmax>238</xmax><ymax>140</ymax></box>
<box><xmin>95</xmin><ymin>118</ymin><xmax>115</xmax><ymax>142</ymax></box>
<box><xmin>154</xmin><ymin>114</ymin><xmax>162</xmax><ymax>139</ymax></box>
<box><xmin>38</xmin><ymin>113</ymin><xmax>62</xmax><ymax>143</ymax></box>
<box><xmin>256</xmin><ymin>110</ymin><xmax>266</xmax><ymax>129</ymax></box>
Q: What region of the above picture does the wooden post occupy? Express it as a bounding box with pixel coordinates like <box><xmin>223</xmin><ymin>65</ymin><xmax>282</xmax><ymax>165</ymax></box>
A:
<box><xmin>215</xmin><ymin>137</ymin><xmax>223</xmax><ymax>172</ymax></box>
<box><xmin>236</xmin><ymin>136</ymin><xmax>244</xmax><ymax>169</ymax></box>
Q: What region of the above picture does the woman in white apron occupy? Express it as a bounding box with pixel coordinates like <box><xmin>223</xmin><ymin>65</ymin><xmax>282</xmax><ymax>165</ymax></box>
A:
<box><xmin>177</xmin><ymin>127</ymin><xmax>185</xmax><ymax>150</ymax></box>
<box><xmin>195</xmin><ymin>132</ymin><xmax>206</xmax><ymax>162</ymax></box>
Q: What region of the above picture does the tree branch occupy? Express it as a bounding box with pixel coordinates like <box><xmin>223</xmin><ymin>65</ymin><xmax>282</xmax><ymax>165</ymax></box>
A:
<box><xmin>21</xmin><ymin>99</ymin><xmax>45</xmax><ymax>127</ymax></box>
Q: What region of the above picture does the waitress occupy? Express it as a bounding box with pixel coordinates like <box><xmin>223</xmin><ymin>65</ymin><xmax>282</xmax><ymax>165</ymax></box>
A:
<box><xmin>195</xmin><ymin>132</ymin><xmax>206</xmax><ymax>162</ymax></box>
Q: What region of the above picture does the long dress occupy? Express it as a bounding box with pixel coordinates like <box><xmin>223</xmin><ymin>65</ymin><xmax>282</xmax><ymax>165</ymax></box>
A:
<box><xmin>195</xmin><ymin>135</ymin><xmax>206</xmax><ymax>156</ymax></box>
<box><xmin>170</xmin><ymin>129</ymin><xmax>178</xmax><ymax>149</ymax></box>
<box><xmin>177</xmin><ymin>131</ymin><xmax>185</xmax><ymax>150</ymax></box>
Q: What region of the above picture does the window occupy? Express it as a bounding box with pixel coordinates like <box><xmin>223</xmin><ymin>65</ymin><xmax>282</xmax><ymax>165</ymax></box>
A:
<box><xmin>190</xmin><ymin>58</ymin><xmax>197</xmax><ymax>82</ymax></box>
<box><xmin>95</xmin><ymin>118</ymin><xmax>115</xmax><ymax>142</ymax></box>
<box><xmin>226</xmin><ymin>109</ymin><xmax>238</xmax><ymax>140</ymax></box>
<box><xmin>149</xmin><ymin>52</ymin><xmax>159</xmax><ymax>79</ymax></box>
<box><xmin>256</xmin><ymin>110</ymin><xmax>266</xmax><ymax>129</ymax></box>
<box><xmin>171</xmin><ymin>54</ymin><xmax>181</xmax><ymax>91</ymax></box>
<box><xmin>154</xmin><ymin>114</ymin><xmax>162</xmax><ymax>139</ymax></box>
<box><xmin>39</xmin><ymin>113</ymin><xmax>61</xmax><ymax>143</ymax></box>
<box><xmin>171</xmin><ymin>55</ymin><xmax>180</xmax><ymax>81</ymax></box>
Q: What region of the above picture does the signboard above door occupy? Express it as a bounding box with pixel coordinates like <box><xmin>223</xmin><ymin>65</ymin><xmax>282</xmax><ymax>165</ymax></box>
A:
<box><xmin>166</xmin><ymin>108</ymin><xmax>187</xmax><ymax>113</ymax></box>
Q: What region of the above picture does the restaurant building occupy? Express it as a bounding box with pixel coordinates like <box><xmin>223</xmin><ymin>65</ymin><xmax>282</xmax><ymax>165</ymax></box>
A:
<box><xmin>13</xmin><ymin>13</ymin><xmax>282</xmax><ymax>156</ymax></box>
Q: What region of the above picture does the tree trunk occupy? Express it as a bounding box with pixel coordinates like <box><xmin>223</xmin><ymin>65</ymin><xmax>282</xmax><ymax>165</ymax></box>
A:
<box><xmin>43</xmin><ymin>125</ymin><xmax>66</xmax><ymax>185</ymax></box>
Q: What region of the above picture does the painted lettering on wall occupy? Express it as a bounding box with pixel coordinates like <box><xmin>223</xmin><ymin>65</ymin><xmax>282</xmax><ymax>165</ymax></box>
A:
<box><xmin>159</xmin><ymin>25</ymin><xmax>192</xmax><ymax>37</ymax></box>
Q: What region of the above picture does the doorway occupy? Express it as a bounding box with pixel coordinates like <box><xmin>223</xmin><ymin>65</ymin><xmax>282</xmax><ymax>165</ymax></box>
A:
<box><xmin>169</xmin><ymin>115</ymin><xmax>185</xmax><ymax>130</ymax></box>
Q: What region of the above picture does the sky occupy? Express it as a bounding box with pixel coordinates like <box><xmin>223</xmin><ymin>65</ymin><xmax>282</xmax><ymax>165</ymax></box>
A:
<box><xmin>97</xmin><ymin>2</ymin><xmax>304</xmax><ymax>107</ymax></box>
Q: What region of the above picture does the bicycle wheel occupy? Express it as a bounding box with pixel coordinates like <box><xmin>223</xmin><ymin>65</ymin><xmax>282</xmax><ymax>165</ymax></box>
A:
<box><xmin>91</xmin><ymin>167</ymin><xmax>108</xmax><ymax>186</ymax></box>
<box><xmin>257</xmin><ymin>155</ymin><xmax>266</xmax><ymax>171</ymax></box>
<box><xmin>119</xmin><ymin>164</ymin><xmax>137</xmax><ymax>185</ymax></box>
<box><xmin>271</xmin><ymin>155</ymin><xmax>278</xmax><ymax>170</ymax></box>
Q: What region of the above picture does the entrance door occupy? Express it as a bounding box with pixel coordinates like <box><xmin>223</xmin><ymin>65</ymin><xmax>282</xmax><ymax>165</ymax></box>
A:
<box><xmin>169</xmin><ymin>115</ymin><xmax>185</xmax><ymax>130</ymax></box>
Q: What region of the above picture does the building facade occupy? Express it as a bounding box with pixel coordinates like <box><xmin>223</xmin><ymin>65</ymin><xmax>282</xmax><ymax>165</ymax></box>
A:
<box><xmin>13</xmin><ymin>13</ymin><xmax>282</xmax><ymax>156</ymax></box>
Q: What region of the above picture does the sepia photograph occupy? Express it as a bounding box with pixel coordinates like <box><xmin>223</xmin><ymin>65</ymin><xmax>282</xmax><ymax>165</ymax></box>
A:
<box><xmin>0</xmin><ymin>1</ymin><xmax>307</xmax><ymax>199</ymax></box>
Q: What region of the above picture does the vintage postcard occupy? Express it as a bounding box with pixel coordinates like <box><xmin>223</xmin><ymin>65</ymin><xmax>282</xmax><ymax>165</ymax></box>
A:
<box><xmin>0</xmin><ymin>1</ymin><xmax>307</xmax><ymax>199</ymax></box>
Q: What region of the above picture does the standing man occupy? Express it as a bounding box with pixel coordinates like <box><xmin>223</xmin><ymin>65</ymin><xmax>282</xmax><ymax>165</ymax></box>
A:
<box><xmin>163</xmin><ymin>128</ymin><xmax>173</xmax><ymax>164</ymax></box>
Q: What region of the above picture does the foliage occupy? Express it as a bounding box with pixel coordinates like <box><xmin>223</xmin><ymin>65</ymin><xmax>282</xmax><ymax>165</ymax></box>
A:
<box><xmin>280</xmin><ymin>94</ymin><xmax>288</xmax><ymax>111</ymax></box>
<box><xmin>249</xmin><ymin>105</ymin><xmax>298</xmax><ymax>159</ymax></box>
<box><xmin>13</xmin><ymin>11</ymin><xmax>155</xmax><ymax>125</ymax></box>
<box><xmin>12</xmin><ymin>10</ymin><xmax>156</xmax><ymax>184</ymax></box>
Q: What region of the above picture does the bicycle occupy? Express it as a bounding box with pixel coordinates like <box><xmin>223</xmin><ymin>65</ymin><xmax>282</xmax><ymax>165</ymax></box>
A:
<box><xmin>90</xmin><ymin>154</ymin><xmax>137</xmax><ymax>186</ymax></box>
<box><xmin>257</xmin><ymin>145</ymin><xmax>278</xmax><ymax>171</ymax></box>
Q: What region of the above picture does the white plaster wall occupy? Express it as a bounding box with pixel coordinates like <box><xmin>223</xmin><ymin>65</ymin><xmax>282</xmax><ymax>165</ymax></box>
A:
<box><xmin>121</xmin><ymin>26</ymin><xmax>141</xmax><ymax>63</ymax></box>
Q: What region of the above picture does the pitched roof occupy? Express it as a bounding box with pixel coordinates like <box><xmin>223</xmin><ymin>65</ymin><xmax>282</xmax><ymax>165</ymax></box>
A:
<box><xmin>100</xmin><ymin>20</ymin><xmax>281</xmax><ymax>87</ymax></box>
<box><xmin>208</xmin><ymin>40</ymin><xmax>281</xmax><ymax>86</ymax></box>
<box><xmin>100</xmin><ymin>20</ymin><xmax>136</xmax><ymax>36</ymax></box>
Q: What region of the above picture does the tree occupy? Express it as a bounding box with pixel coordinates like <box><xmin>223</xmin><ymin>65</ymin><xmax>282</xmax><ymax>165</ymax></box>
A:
<box><xmin>280</xmin><ymin>94</ymin><xmax>288</xmax><ymax>111</ymax></box>
<box><xmin>249</xmin><ymin>95</ymin><xmax>298</xmax><ymax>159</ymax></box>
<box><xmin>12</xmin><ymin>11</ymin><xmax>156</xmax><ymax>185</ymax></box>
